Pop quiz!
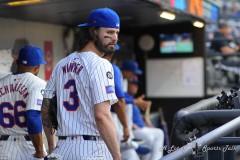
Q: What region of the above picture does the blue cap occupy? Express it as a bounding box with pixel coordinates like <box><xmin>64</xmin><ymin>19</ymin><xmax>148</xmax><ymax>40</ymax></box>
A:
<box><xmin>17</xmin><ymin>46</ymin><xmax>46</xmax><ymax>66</ymax></box>
<box><xmin>122</xmin><ymin>60</ymin><xmax>142</xmax><ymax>75</ymax></box>
<box><xmin>78</xmin><ymin>8</ymin><xmax>120</xmax><ymax>29</ymax></box>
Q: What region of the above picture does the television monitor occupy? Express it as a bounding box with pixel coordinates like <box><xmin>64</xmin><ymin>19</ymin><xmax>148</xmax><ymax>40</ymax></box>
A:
<box><xmin>159</xmin><ymin>33</ymin><xmax>194</xmax><ymax>54</ymax></box>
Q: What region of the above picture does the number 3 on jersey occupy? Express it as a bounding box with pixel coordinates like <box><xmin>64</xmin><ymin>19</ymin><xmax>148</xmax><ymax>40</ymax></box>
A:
<box><xmin>63</xmin><ymin>79</ymin><xmax>80</xmax><ymax>111</ymax></box>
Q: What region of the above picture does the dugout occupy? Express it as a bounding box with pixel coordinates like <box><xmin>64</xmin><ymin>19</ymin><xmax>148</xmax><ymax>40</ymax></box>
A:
<box><xmin>0</xmin><ymin>0</ymin><xmax>219</xmax><ymax>141</ymax></box>
<box><xmin>119</xmin><ymin>0</ymin><xmax>220</xmax><ymax>135</ymax></box>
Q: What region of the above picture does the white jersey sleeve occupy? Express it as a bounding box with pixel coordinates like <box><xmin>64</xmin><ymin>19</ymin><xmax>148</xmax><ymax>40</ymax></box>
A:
<box><xmin>26</xmin><ymin>82</ymin><xmax>46</xmax><ymax>111</ymax></box>
<box><xmin>44</xmin><ymin>68</ymin><xmax>57</xmax><ymax>99</ymax></box>
<box><xmin>90</xmin><ymin>60</ymin><xmax>118</xmax><ymax>105</ymax></box>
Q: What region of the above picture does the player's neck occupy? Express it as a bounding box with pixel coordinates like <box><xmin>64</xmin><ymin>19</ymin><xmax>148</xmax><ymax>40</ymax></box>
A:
<box><xmin>16</xmin><ymin>66</ymin><xmax>35</xmax><ymax>75</ymax></box>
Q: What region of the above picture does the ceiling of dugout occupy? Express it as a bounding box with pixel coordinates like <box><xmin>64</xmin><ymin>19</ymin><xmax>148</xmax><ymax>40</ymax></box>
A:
<box><xmin>0</xmin><ymin>0</ymin><xmax>200</xmax><ymax>28</ymax></box>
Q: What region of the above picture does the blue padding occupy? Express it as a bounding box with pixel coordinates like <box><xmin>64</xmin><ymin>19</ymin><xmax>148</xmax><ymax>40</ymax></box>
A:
<box><xmin>26</xmin><ymin>110</ymin><xmax>42</xmax><ymax>134</ymax></box>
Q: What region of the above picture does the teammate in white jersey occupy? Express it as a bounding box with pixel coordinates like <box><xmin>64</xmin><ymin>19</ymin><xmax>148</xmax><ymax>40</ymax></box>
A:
<box><xmin>41</xmin><ymin>8</ymin><xmax>121</xmax><ymax>160</ymax></box>
<box><xmin>0</xmin><ymin>46</ymin><xmax>47</xmax><ymax>159</ymax></box>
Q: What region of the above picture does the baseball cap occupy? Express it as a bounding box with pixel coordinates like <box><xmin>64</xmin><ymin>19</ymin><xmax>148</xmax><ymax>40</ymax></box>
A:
<box><xmin>122</xmin><ymin>60</ymin><xmax>142</xmax><ymax>75</ymax></box>
<box><xmin>78</xmin><ymin>8</ymin><xmax>120</xmax><ymax>29</ymax></box>
<box><xmin>17</xmin><ymin>46</ymin><xmax>46</xmax><ymax>66</ymax></box>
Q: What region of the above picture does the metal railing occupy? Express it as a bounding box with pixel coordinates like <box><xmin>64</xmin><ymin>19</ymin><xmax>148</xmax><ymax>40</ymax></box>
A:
<box><xmin>161</xmin><ymin>116</ymin><xmax>240</xmax><ymax>160</ymax></box>
<box><xmin>173</xmin><ymin>95</ymin><xmax>219</xmax><ymax>124</ymax></box>
<box><xmin>163</xmin><ymin>88</ymin><xmax>240</xmax><ymax>160</ymax></box>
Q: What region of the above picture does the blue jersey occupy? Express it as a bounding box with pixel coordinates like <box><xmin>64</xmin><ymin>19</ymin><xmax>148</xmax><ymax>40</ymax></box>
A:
<box><xmin>112</xmin><ymin>64</ymin><xmax>125</xmax><ymax>98</ymax></box>
<box><xmin>124</xmin><ymin>92</ymin><xmax>134</xmax><ymax>104</ymax></box>
<box><xmin>132</xmin><ymin>105</ymin><xmax>144</xmax><ymax>128</ymax></box>
<box><xmin>124</xmin><ymin>93</ymin><xmax>144</xmax><ymax>128</ymax></box>
<box><xmin>111</xmin><ymin>64</ymin><xmax>125</xmax><ymax>112</ymax></box>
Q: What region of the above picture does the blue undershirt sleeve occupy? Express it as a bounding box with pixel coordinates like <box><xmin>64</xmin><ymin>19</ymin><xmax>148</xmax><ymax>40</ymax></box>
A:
<box><xmin>26</xmin><ymin>110</ymin><xmax>43</xmax><ymax>134</ymax></box>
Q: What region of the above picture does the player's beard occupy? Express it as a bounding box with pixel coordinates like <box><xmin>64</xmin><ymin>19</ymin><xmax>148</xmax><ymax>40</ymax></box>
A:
<box><xmin>94</xmin><ymin>35</ymin><xmax>115</xmax><ymax>55</ymax></box>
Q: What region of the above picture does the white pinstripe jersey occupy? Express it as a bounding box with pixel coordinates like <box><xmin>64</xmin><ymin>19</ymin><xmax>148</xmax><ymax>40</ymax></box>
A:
<box><xmin>44</xmin><ymin>51</ymin><xmax>118</xmax><ymax>136</ymax></box>
<box><xmin>0</xmin><ymin>73</ymin><xmax>46</xmax><ymax>135</ymax></box>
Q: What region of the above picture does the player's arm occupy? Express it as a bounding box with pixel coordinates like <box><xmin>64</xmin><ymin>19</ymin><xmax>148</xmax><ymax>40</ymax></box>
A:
<box><xmin>112</xmin><ymin>98</ymin><xmax>129</xmax><ymax>142</ymax></box>
<box><xmin>26</xmin><ymin>110</ymin><xmax>46</xmax><ymax>158</ymax></box>
<box><xmin>112</xmin><ymin>65</ymin><xmax>129</xmax><ymax>142</ymax></box>
<box><xmin>91</xmin><ymin>61</ymin><xmax>121</xmax><ymax>159</ymax></box>
<box><xmin>41</xmin><ymin>98</ymin><xmax>56</xmax><ymax>153</ymax></box>
<box><xmin>94</xmin><ymin>101</ymin><xmax>121</xmax><ymax>160</ymax></box>
<box><xmin>41</xmin><ymin>67</ymin><xmax>57</xmax><ymax>153</ymax></box>
<box><xmin>25</xmin><ymin>83</ymin><xmax>48</xmax><ymax>158</ymax></box>
<box><xmin>134</xmin><ymin>95</ymin><xmax>152</xmax><ymax>111</ymax></box>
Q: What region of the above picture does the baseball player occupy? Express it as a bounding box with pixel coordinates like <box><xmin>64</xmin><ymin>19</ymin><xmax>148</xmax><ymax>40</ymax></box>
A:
<box><xmin>121</xmin><ymin>60</ymin><xmax>150</xmax><ymax>111</ymax></box>
<box><xmin>0</xmin><ymin>46</ymin><xmax>47</xmax><ymax>159</ymax></box>
<box><xmin>103</xmin><ymin>48</ymin><xmax>145</xmax><ymax>160</ymax></box>
<box><xmin>41</xmin><ymin>8</ymin><xmax>121</xmax><ymax>160</ymax></box>
<box><xmin>102</xmin><ymin>45</ymin><xmax>130</xmax><ymax>144</ymax></box>
<box><xmin>127</xmin><ymin>77</ymin><xmax>164</xmax><ymax>160</ymax></box>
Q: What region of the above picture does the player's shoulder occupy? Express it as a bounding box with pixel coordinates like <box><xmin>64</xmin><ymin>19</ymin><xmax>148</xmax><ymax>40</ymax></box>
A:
<box><xmin>0</xmin><ymin>74</ymin><xmax>12</xmax><ymax>81</ymax></box>
<box><xmin>50</xmin><ymin>54</ymin><xmax>72</xmax><ymax>74</ymax></box>
<box><xmin>82</xmin><ymin>51</ymin><xmax>104</xmax><ymax>63</ymax></box>
<box><xmin>112</xmin><ymin>63</ymin><xmax>120</xmax><ymax>71</ymax></box>
<box><xmin>25</xmin><ymin>73</ymin><xmax>46</xmax><ymax>85</ymax></box>
<box><xmin>81</xmin><ymin>51</ymin><xmax>112</xmax><ymax>68</ymax></box>
<box><xmin>54</xmin><ymin>52</ymin><xmax>77</xmax><ymax>69</ymax></box>
<box><xmin>55</xmin><ymin>55</ymin><xmax>71</xmax><ymax>68</ymax></box>
<box><xmin>0</xmin><ymin>74</ymin><xmax>12</xmax><ymax>85</ymax></box>
<box><xmin>33</xmin><ymin>76</ymin><xmax>46</xmax><ymax>85</ymax></box>
<box><xmin>112</xmin><ymin>64</ymin><xmax>122</xmax><ymax>77</ymax></box>
<box><xmin>94</xmin><ymin>57</ymin><xmax>112</xmax><ymax>71</ymax></box>
<box><xmin>99</xmin><ymin>56</ymin><xmax>111</xmax><ymax>65</ymax></box>
<box><xmin>87</xmin><ymin>51</ymin><xmax>111</xmax><ymax>66</ymax></box>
